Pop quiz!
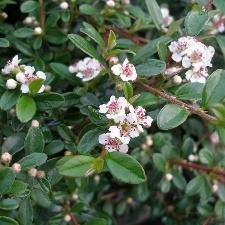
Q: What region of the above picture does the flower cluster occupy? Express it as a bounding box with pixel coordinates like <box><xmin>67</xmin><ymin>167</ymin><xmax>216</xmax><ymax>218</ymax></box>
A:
<box><xmin>1</xmin><ymin>55</ymin><xmax>46</xmax><ymax>93</ymax></box>
<box><xmin>69</xmin><ymin>57</ymin><xmax>104</xmax><ymax>82</ymax></box>
<box><xmin>111</xmin><ymin>58</ymin><xmax>137</xmax><ymax>82</ymax></box>
<box><xmin>98</xmin><ymin>96</ymin><xmax>153</xmax><ymax>153</ymax></box>
<box><xmin>208</xmin><ymin>14</ymin><xmax>225</xmax><ymax>35</ymax></box>
<box><xmin>161</xmin><ymin>7</ymin><xmax>174</xmax><ymax>31</ymax></box>
<box><xmin>169</xmin><ymin>36</ymin><xmax>215</xmax><ymax>83</ymax></box>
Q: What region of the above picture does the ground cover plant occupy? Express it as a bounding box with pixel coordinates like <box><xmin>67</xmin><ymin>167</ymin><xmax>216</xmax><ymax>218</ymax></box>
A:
<box><xmin>0</xmin><ymin>0</ymin><xmax>225</xmax><ymax>224</ymax></box>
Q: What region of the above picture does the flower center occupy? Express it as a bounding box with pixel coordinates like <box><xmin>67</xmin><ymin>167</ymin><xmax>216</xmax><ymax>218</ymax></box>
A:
<box><xmin>123</xmin><ymin>64</ymin><xmax>133</xmax><ymax>77</ymax></box>
<box><xmin>107</xmin><ymin>100</ymin><xmax>120</xmax><ymax>114</ymax></box>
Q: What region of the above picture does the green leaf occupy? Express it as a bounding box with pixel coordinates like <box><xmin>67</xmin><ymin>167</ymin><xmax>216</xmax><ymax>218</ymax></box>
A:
<box><xmin>0</xmin><ymin>198</ymin><xmax>18</xmax><ymax>210</ymax></box>
<box><xmin>18</xmin><ymin>153</ymin><xmax>47</xmax><ymax>170</ymax></box>
<box><xmin>0</xmin><ymin>90</ymin><xmax>20</xmax><ymax>110</ymax></box>
<box><xmin>87</xmin><ymin>106</ymin><xmax>107</xmax><ymax>125</ymax></box>
<box><xmin>107</xmin><ymin>30</ymin><xmax>117</xmax><ymax>50</ymax></box>
<box><xmin>68</xmin><ymin>34</ymin><xmax>102</xmax><ymax>61</ymax></box>
<box><xmin>145</xmin><ymin>0</ymin><xmax>163</xmax><ymax>30</ymax></box>
<box><xmin>202</xmin><ymin>70</ymin><xmax>225</xmax><ymax>107</ymax></box>
<box><xmin>25</xmin><ymin>127</ymin><xmax>45</xmax><ymax>154</ymax></box>
<box><xmin>216</xmin><ymin>36</ymin><xmax>225</xmax><ymax>61</ymax></box>
<box><xmin>18</xmin><ymin>197</ymin><xmax>33</xmax><ymax>225</ymax></box>
<box><xmin>35</xmin><ymin>92</ymin><xmax>65</xmax><ymax>111</ymax></box>
<box><xmin>186</xmin><ymin>176</ymin><xmax>204</xmax><ymax>196</ymax></box>
<box><xmin>77</xmin><ymin>128</ymin><xmax>104</xmax><ymax>153</ymax></box>
<box><xmin>29</xmin><ymin>79</ymin><xmax>43</xmax><ymax>94</ymax></box>
<box><xmin>79</xmin><ymin>4</ymin><xmax>99</xmax><ymax>15</ymax></box>
<box><xmin>133</xmin><ymin>92</ymin><xmax>160</xmax><ymax>107</ymax></box>
<box><xmin>57</xmin><ymin>155</ymin><xmax>95</xmax><ymax>177</ymax></box>
<box><xmin>167</xmin><ymin>18</ymin><xmax>184</xmax><ymax>36</ymax></box>
<box><xmin>215</xmin><ymin>200</ymin><xmax>225</xmax><ymax>219</ymax></box>
<box><xmin>0</xmin><ymin>168</ymin><xmax>15</xmax><ymax>194</ymax></box>
<box><xmin>15</xmin><ymin>40</ymin><xmax>33</xmax><ymax>56</ymax></box>
<box><xmin>200</xmin><ymin>177</ymin><xmax>212</xmax><ymax>200</ymax></box>
<box><xmin>8</xmin><ymin>180</ymin><xmax>28</xmax><ymax>196</ymax></box>
<box><xmin>123</xmin><ymin>82</ymin><xmax>133</xmax><ymax>100</ymax></box>
<box><xmin>157</xmin><ymin>104</ymin><xmax>190</xmax><ymax>130</ymax></box>
<box><xmin>0</xmin><ymin>217</ymin><xmax>19</xmax><ymax>225</ymax></box>
<box><xmin>105</xmin><ymin>152</ymin><xmax>146</xmax><ymax>184</ymax></box>
<box><xmin>214</xmin><ymin>0</ymin><xmax>225</xmax><ymax>15</ymax></box>
<box><xmin>157</xmin><ymin>42</ymin><xmax>169</xmax><ymax>61</ymax></box>
<box><xmin>85</xmin><ymin>218</ymin><xmax>107</xmax><ymax>225</ymax></box>
<box><xmin>16</xmin><ymin>96</ymin><xmax>36</xmax><ymax>123</ymax></box>
<box><xmin>199</xmin><ymin>148</ymin><xmax>213</xmax><ymax>165</ymax></box>
<box><xmin>80</xmin><ymin>22</ymin><xmax>104</xmax><ymax>49</ymax></box>
<box><xmin>46</xmin><ymin>30</ymin><xmax>67</xmax><ymax>44</ymax></box>
<box><xmin>0</xmin><ymin>38</ymin><xmax>10</xmax><ymax>48</ymax></box>
<box><xmin>172</xmin><ymin>171</ymin><xmax>187</xmax><ymax>190</ymax></box>
<box><xmin>175</xmin><ymin>83</ymin><xmax>204</xmax><ymax>100</ymax></box>
<box><xmin>2</xmin><ymin>133</ymin><xmax>25</xmax><ymax>155</ymax></box>
<box><xmin>20</xmin><ymin>0</ymin><xmax>38</xmax><ymax>13</ymax></box>
<box><xmin>14</xmin><ymin>27</ymin><xmax>33</xmax><ymax>38</ymax></box>
<box><xmin>136</xmin><ymin>59</ymin><xmax>166</xmax><ymax>77</ymax></box>
<box><xmin>152</xmin><ymin>153</ymin><xmax>167</xmax><ymax>172</ymax></box>
<box><xmin>45</xmin><ymin>140</ymin><xmax>64</xmax><ymax>155</ymax></box>
<box><xmin>184</xmin><ymin>11</ymin><xmax>208</xmax><ymax>35</ymax></box>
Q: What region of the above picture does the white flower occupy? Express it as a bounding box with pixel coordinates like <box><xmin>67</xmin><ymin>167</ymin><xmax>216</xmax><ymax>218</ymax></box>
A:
<box><xmin>161</xmin><ymin>7</ymin><xmax>174</xmax><ymax>28</ymax></box>
<box><xmin>1</xmin><ymin>55</ymin><xmax>21</xmax><ymax>75</ymax></box>
<box><xmin>185</xmin><ymin>67</ymin><xmax>208</xmax><ymax>83</ymax></box>
<box><xmin>109</xmin><ymin>56</ymin><xmax>119</xmax><ymax>65</ymax></box>
<box><xmin>60</xmin><ymin>1</ymin><xmax>69</xmax><ymax>9</ymax></box>
<box><xmin>6</xmin><ymin>79</ymin><xmax>17</xmax><ymax>89</ymax></box>
<box><xmin>99</xmin><ymin>96</ymin><xmax>128</xmax><ymax>120</ymax></box>
<box><xmin>208</xmin><ymin>14</ymin><xmax>225</xmax><ymax>35</ymax></box>
<box><xmin>99</xmin><ymin>130</ymin><xmax>129</xmax><ymax>153</ymax></box>
<box><xmin>34</xmin><ymin>27</ymin><xmax>42</xmax><ymax>35</ymax></box>
<box><xmin>131</xmin><ymin>106</ymin><xmax>153</xmax><ymax>127</ymax></box>
<box><xmin>106</xmin><ymin>0</ymin><xmax>115</xmax><ymax>7</ymax></box>
<box><xmin>111</xmin><ymin>58</ymin><xmax>137</xmax><ymax>81</ymax></box>
<box><xmin>70</xmin><ymin>57</ymin><xmax>103</xmax><ymax>82</ymax></box>
<box><xmin>16</xmin><ymin>72</ymin><xmax>26</xmax><ymax>83</ymax></box>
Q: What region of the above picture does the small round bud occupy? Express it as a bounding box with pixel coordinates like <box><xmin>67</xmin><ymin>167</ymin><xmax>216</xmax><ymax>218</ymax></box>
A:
<box><xmin>212</xmin><ymin>184</ymin><xmax>219</xmax><ymax>193</ymax></box>
<box><xmin>31</xmin><ymin>120</ymin><xmax>39</xmax><ymax>127</ymax></box>
<box><xmin>34</xmin><ymin>27</ymin><xmax>42</xmax><ymax>35</ymax></box>
<box><xmin>94</xmin><ymin>175</ymin><xmax>100</xmax><ymax>184</ymax></box>
<box><xmin>12</xmin><ymin>163</ymin><xmax>21</xmax><ymax>173</ymax></box>
<box><xmin>164</xmin><ymin>67</ymin><xmax>183</xmax><ymax>76</ymax></box>
<box><xmin>109</xmin><ymin>56</ymin><xmax>119</xmax><ymax>65</ymax></box>
<box><xmin>2</xmin><ymin>12</ymin><xmax>8</xmax><ymax>19</ymax></box>
<box><xmin>36</xmin><ymin>170</ymin><xmax>45</xmax><ymax>179</ymax></box>
<box><xmin>64</xmin><ymin>151</ymin><xmax>72</xmax><ymax>156</ymax></box>
<box><xmin>172</xmin><ymin>75</ymin><xmax>182</xmax><ymax>85</ymax></box>
<box><xmin>126</xmin><ymin>197</ymin><xmax>133</xmax><ymax>204</ymax></box>
<box><xmin>44</xmin><ymin>85</ymin><xmax>51</xmax><ymax>92</ymax></box>
<box><xmin>24</xmin><ymin>16</ymin><xmax>34</xmax><ymax>25</ymax></box>
<box><xmin>6</xmin><ymin>79</ymin><xmax>17</xmax><ymax>90</ymax></box>
<box><xmin>124</xmin><ymin>10</ymin><xmax>129</xmax><ymax>15</ymax></box>
<box><xmin>106</xmin><ymin>0</ymin><xmax>115</xmax><ymax>7</ymax></box>
<box><xmin>210</xmin><ymin>132</ymin><xmax>219</xmax><ymax>145</ymax></box>
<box><xmin>28</xmin><ymin>167</ymin><xmax>37</xmax><ymax>177</ymax></box>
<box><xmin>188</xmin><ymin>154</ymin><xmax>198</xmax><ymax>162</ymax></box>
<box><xmin>60</xmin><ymin>1</ymin><xmax>69</xmax><ymax>9</ymax></box>
<box><xmin>123</xmin><ymin>0</ymin><xmax>130</xmax><ymax>4</ymax></box>
<box><xmin>16</xmin><ymin>72</ymin><xmax>26</xmax><ymax>83</ymax></box>
<box><xmin>64</xmin><ymin>214</ymin><xmax>71</xmax><ymax>222</ymax></box>
<box><xmin>68</xmin><ymin>65</ymin><xmax>76</xmax><ymax>73</ymax></box>
<box><xmin>71</xmin><ymin>193</ymin><xmax>78</xmax><ymax>201</ymax></box>
<box><xmin>141</xmin><ymin>143</ymin><xmax>148</xmax><ymax>150</ymax></box>
<box><xmin>146</xmin><ymin>135</ymin><xmax>153</xmax><ymax>147</ymax></box>
<box><xmin>1</xmin><ymin>152</ymin><xmax>12</xmax><ymax>164</ymax></box>
<box><xmin>165</xmin><ymin>173</ymin><xmax>173</xmax><ymax>181</ymax></box>
<box><xmin>9</xmin><ymin>108</ymin><xmax>16</xmax><ymax>114</ymax></box>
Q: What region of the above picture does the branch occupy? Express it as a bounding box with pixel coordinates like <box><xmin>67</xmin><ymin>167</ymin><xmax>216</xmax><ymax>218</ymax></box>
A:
<box><xmin>202</xmin><ymin>215</ymin><xmax>212</xmax><ymax>225</ymax></box>
<box><xmin>64</xmin><ymin>203</ymin><xmax>80</xmax><ymax>225</ymax></box>
<box><xmin>136</xmin><ymin>81</ymin><xmax>217</xmax><ymax>123</ymax></box>
<box><xmin>170</xmin><ymin>160</ymin><xmax>225</xmax><ymax>177</ymax></box>
<box><xmin>104</xmin><ymin>25</ymin><xmax>149</xmax><ymax>45</ymax></box>
<box><xmin>204</xmin><ymin>0</ymin><xmax>213</xmax><ymax>11</ymax></box>
<box><xmin>39</xmin><ymin>0</ymin><xmax>45</xmax><ymax>32</ymax></box>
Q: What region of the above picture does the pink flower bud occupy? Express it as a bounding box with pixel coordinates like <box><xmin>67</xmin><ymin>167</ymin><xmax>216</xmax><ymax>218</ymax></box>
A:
<box><xmin>1</xmin><ymin>152</ymin><xmax>12</xmax><ymax>164</ymax></box>
<box><xmin>28</xmin><ymin>167</ymin><xmax>37</xmax><ymax>177</ymax></box>
<box><xmin>12</xmin><ymin>163</ymin><xmax>21</xmax><ymax>173</ymax></box>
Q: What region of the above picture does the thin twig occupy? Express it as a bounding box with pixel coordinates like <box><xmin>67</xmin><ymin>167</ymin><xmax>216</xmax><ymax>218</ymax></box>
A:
<box><xmin>204</xmin><ymin>0</ymin><xmax>213</xmax><ymax>11</ymax></box>
<box><xmin>202</xmin><ymin>215</ymin><xmax>212</xmax><ymax>225</ymax></box>
<box><xmin>170</xmin><ymin>160</ymin><xmax>225</xmax><ymax>177</ymax></box>
<box><xmin>64</xmin><ymin>202</ymin><xmax>80</xmax><ymax>225</ymax></box>
<box><xmin>136</xmin><ymin>81</ymin><xmax>217</xmax><ymax>123</ymax></box>
<box><xmin>39</xmin><ymin>0</ymin><xmax>45</xmax><ymax>32</ymax></box>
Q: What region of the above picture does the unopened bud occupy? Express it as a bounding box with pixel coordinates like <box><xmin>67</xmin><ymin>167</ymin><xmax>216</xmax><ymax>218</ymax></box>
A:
<box><xmin>64</xmin><ymin>151</ymin><xmax>72</xmax><ymax>156</ymax></box>
<box><xmin>36</xmin><ymin>170</ymin><xmax>45</xmax><ymax>179</ymax></box>
<box><xmin>212</xmin><ymin>184</ymin><xmax>219</xmax><ymax>193</ymax></box>
<box><xmin>64</xmin><ymin>214</ymin><xmax>71</xmax><ymax>222</ymax></box>
<box><xmin>210</xmin><ymin>132</ymin><xmax>219</xmax><ymax>145</ymax></box>
<box><xmin>146</xmin><ymin>135</ymin><xmax>153</xmax><ymax>146</ymax></box>
<box><xmin>106</xmin><ymin>0</ymin><xmax>115</xmax><ymax>7</ymax></box>
<box><xmin>16</xmin><ymin>72</ymin><xmax>26</xmax><ymax>83</ymax></box>
<box><xmin>123</xmin><ymin>0</ymin><xmax>130</xmax><ymax>4</ymax></box>
<box><xmin>109</xmin><ymin>56</ymin><xmax>119</xmax><ymax>65</ymax></box>
<box><xmin>126</xmin><ymin>197</ymin><xmax>133</xmax><ymax>204</ymax></box>
<box><xmin>71</xmin><ymin>193</ymin><xmax>78</xmax><ymax>201</ymax></box>
<box><xmin>172</xmin><ymin>75</ymin><xmax>182</xmax><ymax>85</ymax></box>
<box><xmin>1</xmin><ymin>12</ymin><xmax>8</xmax><ymax>19</ymax></box>
<box><xmin>6</xmin><ymin>79</ymin><xmax>17</xmax><ymax>89</ymax></box>
<box><xmin>164</xmin><ymin>67</ymin><xmax>183</xmax><ymax>76</ymax></box>
<box><xmin>45</xmin><ymin>85</ymin><xmax>51</xmax><ymax>92</ymax></box>
<box><xmin>34</xmin><ymin>27</ymin><xmax>42</xmax><ymax>35</ymax></box>
<box><xmin>60</xmin><ymin>1</ymin><xmax>69</xmax><ymax>9</ymax></box>
<box><xmin>31</xmin><ymin>120</ymin><xmax>39</xmax><ymax>127</ymax></box>
<box><xmin>165</xmin><ymin>173</ymin><xmax>173</xmax><ymax>181</ymax></box>
<box><xmin>141</xmin><ymin>143</ymin><xmax>148</xmax><ymax>150</ymax></box>
<box><xmin>12</xmin><ymin>163</ymin><xmax>21</xmax><ymax>173</ymax></box>
<box><xmin>188</xmin><ymin>154</ymin><xmax>198</xmax><ymax>162</ymax></box>
<box><xmin>1</xmin><ymin>152</ymin><xmax>12</xmax><ymax>164</ymax></box>
<box><xmin>94</xmin><ymin>175</ymin><xmax>100</xmax><ymax>184</ymax></box>
<box><xmin>28</xmin><ymin>167</ymin><xmax>37</xmax><ymax>177</ymax></box>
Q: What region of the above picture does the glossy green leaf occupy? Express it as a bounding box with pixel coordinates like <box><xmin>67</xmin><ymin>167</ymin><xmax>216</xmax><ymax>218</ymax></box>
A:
<box><xmin>20</xmin><ymin>0</ymin><xmax>38</xmax><ymax>13</ymax></box>
<box><xmin>152</xmin><ymin>153</ymin><xmax>166</xmax><ymax>172</ymax></box>
<box><xmin>0</xmin><ymin>90</ymin><xmax>20</xmax><ymax>110</ymax></box>
<box><xmin>0</xmin><ymin>38</ymin><xmax>10</xmax><ymax>48</ymax></box>
<box><xmin>105</xmin><ymin>152</ymin><xmax>146</xmax><ymax>184</ymax></box>
<box><xmin>186</xmin><ymin>176</ymin><xmax>204</xmax><ymax>196</ymax></box>
<box><xmin>0</xmin><ymin>198</ymin><xmax>18</xmax><ymax>210</ymax></box>
<box><xmin>0</xmin><ymin>168</ymin><xmax>15</xmax><ymax>194</ymax></box>
<box><xmin>0</xmin><ymin>217</ymin><xmax>19</xmax><ymax>225</ymax></box>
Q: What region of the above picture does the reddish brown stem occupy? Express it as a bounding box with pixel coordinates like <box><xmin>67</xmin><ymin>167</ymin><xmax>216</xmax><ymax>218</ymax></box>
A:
<box><xmin>204</xmin><ymin>0</ymin><xmax>213</xmax><ymax>11</ymax></box>
<box><xmin>64</xmin><ymin>203</ymin><xmax>79</xmax><ymax>225</ymax></box>
<box><xmin>170</xmin><ymin>160</ymin><xmax>225</xmax><ymax>177</ymax></box>
<box><xmin>202</xmin><ymin>216</ymin><xmax>212</xmax><ymax>225</ymax></box>
<box><xmin>104</xmin><ymin>25</ymin><xmax>149</xmax><ymax>45</ymax></box>
<box><xmin>136</xmin><ymin>81</ymin><xmax>217</xmax><ymax>123</ymax></box>
<box><xmin>39</xmin><ymin>0</ymin><xmax>45</xmax><ymax>32</ymax></box>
